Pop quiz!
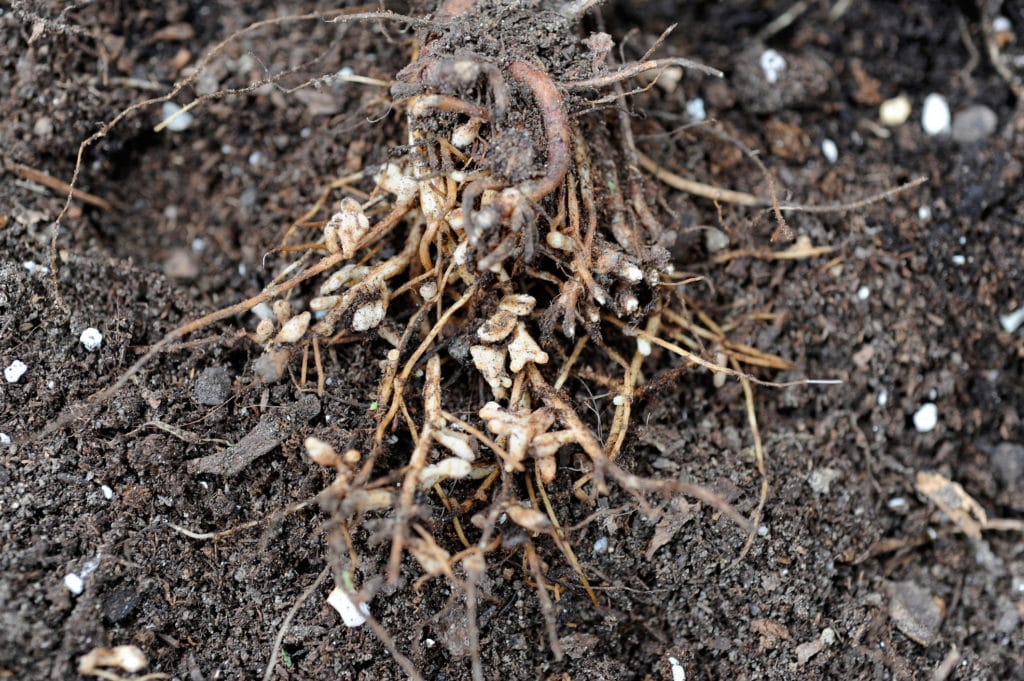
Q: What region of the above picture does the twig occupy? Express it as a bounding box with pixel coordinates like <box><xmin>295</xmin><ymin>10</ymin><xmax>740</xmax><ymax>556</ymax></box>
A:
<box><xmin>7</xmin><ymin>162</ymin><xmax>112</xmax><ymax>210</ymax></box>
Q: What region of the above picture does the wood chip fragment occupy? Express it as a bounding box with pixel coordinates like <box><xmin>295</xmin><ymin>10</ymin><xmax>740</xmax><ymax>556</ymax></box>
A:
<box><xmin>915</xmin><ymin>470</ymin><xmax>987</xmax><ymax>539</ymax></box>
<box><xmin>187</xmin><ymin>395</ymin><xmax>320</xmax><ymax>476</ymax></box>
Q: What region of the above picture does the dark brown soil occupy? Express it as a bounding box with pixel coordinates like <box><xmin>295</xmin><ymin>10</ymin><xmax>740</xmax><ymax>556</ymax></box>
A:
<box><xmin>2</xmin><ymin>1</ymin><xmax>1023</xmax><ymax>679</ymax></box>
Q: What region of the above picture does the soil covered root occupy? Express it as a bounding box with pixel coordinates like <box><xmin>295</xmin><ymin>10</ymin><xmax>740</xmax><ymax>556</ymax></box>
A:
<box><xmin>208</xmin><ymin>0</ymin><xmax>759</xmax><ymax>598</ymax></box>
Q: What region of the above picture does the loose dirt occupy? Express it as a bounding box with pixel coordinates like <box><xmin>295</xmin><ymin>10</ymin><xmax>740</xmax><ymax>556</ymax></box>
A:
<box><xmin>2</xmin><ymin>1</ymin><xmax>1022</xmax><ymax>679</ymax></box>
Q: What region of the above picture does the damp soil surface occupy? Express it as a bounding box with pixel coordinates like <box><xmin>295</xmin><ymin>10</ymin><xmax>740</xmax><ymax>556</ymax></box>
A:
<box><xmin>2</xmin><ymin>1</ymin><xmax>1023</xmax><ymax>679</ymax></box>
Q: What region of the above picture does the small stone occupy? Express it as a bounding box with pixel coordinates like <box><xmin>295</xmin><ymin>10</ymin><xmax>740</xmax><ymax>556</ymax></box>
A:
<box><xmin>921</xmin><ymin>93</ymin><xmax>951</xmax><ymax>136</ymax></box>
<box><xmin>33</xmin><ymin>116</ymin><xmax>53</xmax><ymax>138</ymax></box>
<box><xmin>704</xmin><ymin>228</ymin><xmax>730</xmax><ymax>253</ymax></box>
<box><xmin>999</xmin><ymin>306</ymin><xmax>1024</xmax><ymax>333</ymax></box>
<box><xmin>989</xmin><ymin>443</ymin><xmax>1024</xmax><ymax>489</ymax></box>
<box><xmin>4</xmin><ymin>360</ymin><xmax>28</xmax><ymax>383</ymax></box>
<box><xmin>160</xmin><ymin>102</ymin><xmax>194</xmax><ymax>132</ymax></box>
<box><xmin>0</xmin><ymin>433</ymin><xmax>10</xmax><ymax>445</ymax></box>
<box><xmin>686</xmin><ymin>97</ymin><xmax>706</xmax><ymax>121</ymax></box>
<box><xmin>951</xmin><ymin>254</ymin><xmax>966</xmax><ymax>266</ymax></box>
<box><xmin>101</xmin><ymin>485</ymin><xmax>114</xmax><ymax>500</ymax></box>
<box><xmin>856</xmin><ymin>286</ymin><xmax>870</xmax><ymax>301</ymax></box>
<box><xmin>80</xmin><ymin>327</ymin><xmax>103</xmax><ymax>352</ymax></box>
<box><xmin>887</xmin><ymin>497</ymin><xmax>909</xmax><ymax>513</ymax></box>
<box><xmin>193</xmin><ymin>366</ymin><xmax>232</xmax><ymax>405</ymax></box>
<box><xmin>593</xmin><ymin>537</ymin><xmax>609</xmax><ymax>554</ymax></box>
<box><xmin>795</xmin><ymin>639</ymin><xmax>824</xmax><ymax>664</ymax></box>
<box><xmin>668</xmin><ymin>656</ymin><xmax>686</xmax><ymax>681</ymax></box>
<box><xmin>879</xmin><ymin>95</ymin><xmax>912</xmax><ymax>126</ymax></box>
<box><xmin>886</xmin><ymin>580</ymin><xmax>944</xmax><ymax>646</ymax></box>
<box><xmin>821</xmin><ymin>138</ymin><xmax>838</xmax><ymax>163</ymax></box>
<box><xmin>913</xmin><ymin>403</ymin><xmax>938</xmax><ymax>433</ymax></box>
<box><xmin>952</xmin><ymin>105</ymin><xmax>998</xmax><ymax>145</ymax></box>
<box><xmin>807</xmin><ymin>467</ymin><xmax>840</xmax><ymax>494</ymax></box>
<box><xmin>63</xmin><ymin>573</ymin><xmax>84</xmax><ymax>595</ymax></box>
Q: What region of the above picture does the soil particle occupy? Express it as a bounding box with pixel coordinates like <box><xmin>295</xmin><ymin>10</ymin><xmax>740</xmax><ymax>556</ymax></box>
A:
<box><xmin>886</xmin><ymin>580</ymin><xmax>945</xmax><ymax>647</ymax></box>
<box><xmin>193</xmin><ymin>365</ymin><xmax>233</xmax><ymax>406</ymax></box>
<box><xmin>952</xmin><ymin>104</ymin><xmax>999</xmax><ymax>145</ymax></box>
<box><xmin>102</xmin><ymin>588</ymin><xmax>142</xmax><ymax>625</ymax></box>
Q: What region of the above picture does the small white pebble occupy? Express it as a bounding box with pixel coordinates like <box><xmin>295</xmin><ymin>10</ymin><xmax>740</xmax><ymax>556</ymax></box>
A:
<box><xmin>820</xmin><ymin>628</ymin><xmax>837</xmax><ymax>646</ymax></box>
<box><xmin>0</xmin><ymin>433</ymin><xmax>10</xmax><ymax>445</ymax></box>
<box><xmin>160</xmin><ymin>102</ymin><xmax>194</xmax><ymax>132</ymax></box>
<box><xmin>238</xmin><ymin>263</ymin><xmax>247</xmax><ymax>276</ymax></box>
<box><xmin>593</xmin><ymin>537</ymin><xmax>609</xmax><ymax>554</ymax></box>
<box><xmin>669</xmin><ymin>656</ymin><xmax>686</xmax><ymax>681</ymax></box>
<box><xmin>993</xmin><ymin>16</ymin><xmax>1012</xmax><ymax>33</ymax></box>
<box><xmin>877</xmin><ymin>389</ymin><xmax>889</xmax><ymax>407</ymax></box>
<box><xmin>913</xmin><ymin>403</ymin><xmax>938</xmax><ymax>433</ymax></box>
<box><xmin>425</xmin><ymin>638</ymin><xmax>436</xmax><ymax>649</ymax></box>
<box><xmin>887</xmin><ymin>496</ymin><xmax>909</xmax><ymax>512</ymax></box>
<box><xmin>248</xmin><ymin>151</ymin><xmax>263</xmax><ymax>166</ymax></box>
<box><xmin>327</xmin><ymin>586</ymin><xmax>370</xmax><ymax>627</ymax></box>
<box><xmin>921</xmin><ymin>93</ymin><xmax>951</xmax><ymax>136</ymax></box>
<box><xmin>80</xmin><ymin>327</ymin><xmax>103</xmax><ymax>352</ymax></box>
<box><xmin>63</xmin><ymin>573</ymin><xmax>84</xmax><ymax>595</ymax></box>
<box><xmin>879</xmin><ymin>95</ymin><xmax>912</xmax><ymax>126</ymax></box>
<box><xmin>685</xmin><ymin>97</ymin><xmax>706</xmax><ymax>122</ymax></box>
<box><xmin>1000</xmin><ymin>306</ymin><xmax>1024</xmax><ymax>333</ymax></box>
<box><xmin>4</xmin><ymin>360</ymin><xmax>28</xmax><ymax>383</ymax></box>
<box><xmin>636</xmin><ymin>337</ymin><xmax>652</xmax><ymax>357</ymax></box>
<box><xmin>951</xmin><ymin>254</ymin><xmax>966</xmax><ymax>266</ymax></box>
<box><xmin>759</xmin><ymin>49</ymin><xmax>786</xmax><ymax>84</ymax></box>
<box><xmin>300</xmin><ymin>127</ymin><xmax>312</xmax><ymax>139</ymax></box>
<box><xmin>918</xmin><ymin>205</ymin><xmax>932</xmax><ymax>221</ymax></box>
<box><xmin>757</xmin><ymin>524</ymin><xmax>770</xmax><ymax>537</ymax></box>
<box><xmin>191</xmin><ymin>237</ymin><xmax>206</xmax><ymax>253</ymax></box>
<box><xmin>220</xmin><ymin>144</ymin><xmax>233</xmax><ymax>155</ymax></box>
<box><xmin>821</xmin><ymin>138</ymin><xmax>838</xmax><ymax>164</ymax></box>
<box><xmin>856</xmin><ymin>286</ymin><xmax>870</xmax><ymax>301</ymax></box>
<box><xmin>337</xmin><ymin>66</ymin><xmax>355</xmax><ymax>79</ymax></box>
<box><xmin>101</xmin><ymin>485</ymin><xmax>114</xmax><ymax>500</ymax></box>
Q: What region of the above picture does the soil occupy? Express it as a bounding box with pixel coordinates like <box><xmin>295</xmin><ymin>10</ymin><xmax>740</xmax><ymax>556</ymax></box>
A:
<box><xmin>2</xmin><ymin>1</ymin><xmax>1023</xmax><ymax>680</ymax></box>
